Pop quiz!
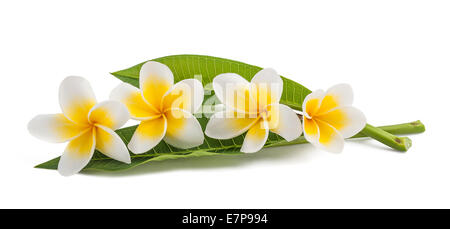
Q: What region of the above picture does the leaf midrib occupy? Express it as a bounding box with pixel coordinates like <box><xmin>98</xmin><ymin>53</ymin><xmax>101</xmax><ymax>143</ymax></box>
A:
<box><xmin>89</xmin><ymin>137</ymin><xmax>287</xmax><ymax>162</ymax></box>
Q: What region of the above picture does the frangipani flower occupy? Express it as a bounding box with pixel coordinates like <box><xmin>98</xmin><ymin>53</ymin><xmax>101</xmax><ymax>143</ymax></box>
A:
<box><xmin>28</xmin><ymin>76</ymin><xmax>131</xmax><ymax>176</ymax></box>
<box><xmin>205</xmin><ymin>68</ymin><xmax>302</xmax><ymax>153</ymax></box>
<box><xmin>110</xmin><ymin>61</ymin><xmax>204</xmax><ymax>154</ymax></box>
<box><xmin>302</xmin><ymin>84</ymin><xmax>367</xmax><ymax>153</ymax></box>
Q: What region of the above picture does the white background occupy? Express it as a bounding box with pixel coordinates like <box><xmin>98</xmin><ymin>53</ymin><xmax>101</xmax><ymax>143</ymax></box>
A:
<box><xmin>0</xmin><ymin>0</ymin><xmax>448</xmax><ymax>208</ymax></box>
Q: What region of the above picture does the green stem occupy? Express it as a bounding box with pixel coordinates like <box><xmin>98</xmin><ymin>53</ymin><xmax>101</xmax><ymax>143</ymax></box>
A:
<box><xmin>267</xmin><ymin>120</ymin><xmax>425</xmax><ymax>151</ymax></box>
<box><xmin>359</xmin><ymin>124</ymin><xmax>409</xmax><ymax>152</ymax></box>
<box><xmin>352</xmin><ymin>120</ymin><xmax>425</xmax><ymax>138</ymax></box>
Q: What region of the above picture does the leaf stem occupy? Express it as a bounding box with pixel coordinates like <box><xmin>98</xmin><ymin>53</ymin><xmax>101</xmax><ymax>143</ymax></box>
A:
<box><xmin>267</xmin><ymin>120</ymin><xmax>425</xmax><ymax>151</ymax></box>
<box><xmin>359</xmin><ymin>124</ymin><xmax>413</xmax><ymax>152</ymax></box>
<box><xmin>352</xmin><ymin>120</ymin><xmax>425</xmax><ymax>138</ymax></box>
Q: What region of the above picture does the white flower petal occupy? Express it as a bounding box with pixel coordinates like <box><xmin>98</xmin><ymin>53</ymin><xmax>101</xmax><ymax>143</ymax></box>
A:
<box><xmin>163</xmin><ymin>109</ymin><xmax>204</xmax><ymax>149</ymax></box>
<box><xmin>28</xmin><ymin>114</ymin><xmax>89</xmax><ymax>143</ymax></box>
<box><xmin>241</xmin><ymin>120</ymin><xmax>269</xmax><ymax>153</ymax></box>
<box><xmin>316</xmin><ymin>84</ymin><xmax>354</xmax><ymax>115</ymax></box>
<box><xmin>162</xmin><ymin>79</ymin><xmax>204</xmax><ymax>113</ymax></box>
<box><xmin>212</xmin><ymin>73</ymin><xmax>257</xmax><ymax>113</ymax></box>
<box><xmin>316</xmin><ymin>106</ymin><xmax>366</xmax><ymax>138</ymax></box>
<box><xmin>251</xmin><ymin>68</ymin><xmax>283</xmax><ymax>107</ymax></box>
<box><xmin>205</xmin><ymin>110</ymin><xmax>258</xmax><ymax>139</ymax></box>
<box><xmin>313</xmin><ymin>119</ymin><xmax>344</xmax><ymax>153</ymax></box>
<box><xmin>302</xmin><ymin>89</ymin><xmax>325</xmax><ymax>118</ymax></box>
<box><xmin>213</xmin><ymin>73</ymin><xmax>248</xmax><ymax>103</ymax></box>
<box><xmin>88</xmin><ymin>100</ymin><xmax>130</xmax><ymax>130</ymax></box>
<box><xmin>58</xmin><ymin>128</ymin><xmax>96</xmax><ymax>176</ymax></box>
<box><xmin>110</xmin><ymin>83</ymin><xmax>160</xmax><ymax>120</ymax></box>
<box><xmin>302</xmin><ymin>117</ymin><xmax>320</xmax><ymax>144</ymax></box>
<box><xmin>59</xmin><ymin>76</ymin><xmax>97</xmax><ymax>124</ymax></box>
<box><xmin>139</xmin><ymin>61</ymin><xmax>174</xmax><ymax>111</ymax></box>
<box><xmin>325</xmin><ymin>84</ymin><xmax>354</xmax><ymax>106</ymax></box>
<box><xmin>128</xmin><ymin>116</ymin><xmax>167</xmax><ymax>154</ymax></box>
<box><xmin>95</xmin><ymin>125</ymin><xmax>131</xmax><ymax>164</ymax></box>
<box><xmin>266</xmin><ymin>104</ymin><xmax>302</xmax><ymax>141</ymax></box>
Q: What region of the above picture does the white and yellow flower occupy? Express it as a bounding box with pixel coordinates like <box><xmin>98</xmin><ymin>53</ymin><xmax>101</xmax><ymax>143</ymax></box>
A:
<box><xmin>28</xmin><ymin>76</ymin><xmax>131</xmax><ymax>176</ymax></box>
<box><xmin>205</xmin><ymin>68</ymin><xmax>302</xmax><ymax>153</ymax></box>
<box><xmin>302</xmin><ymin>84</ymin><xmax>367</xmax><ymax>153</ymax></box>
<box><xmin>110</xmin><ymin>61</ymin><xmax>204</xmax><ymax>154</ymax></box>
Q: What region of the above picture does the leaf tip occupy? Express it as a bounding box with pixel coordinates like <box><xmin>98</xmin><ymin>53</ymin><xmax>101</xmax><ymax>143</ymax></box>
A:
<box><xmin>110</xmin><ymin>71</ymin><xmax>120</xmax><ymax>77</ymax></box>
<box><xmin>34</xmin><ymin>157</ymin><xmax>60</xmax><ymax>170</ymax></box>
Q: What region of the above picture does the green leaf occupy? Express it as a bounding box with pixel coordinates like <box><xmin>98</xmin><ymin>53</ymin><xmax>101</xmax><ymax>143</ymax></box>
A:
<box><xmin>35</xmin><ymin>55</ymin><xmax>311</xmax><ymax>172</ymax></box>
<box><xmin>111</xmin><ymin>54</ymin><xmax>311</xmax><ymax>111</ymax></box>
